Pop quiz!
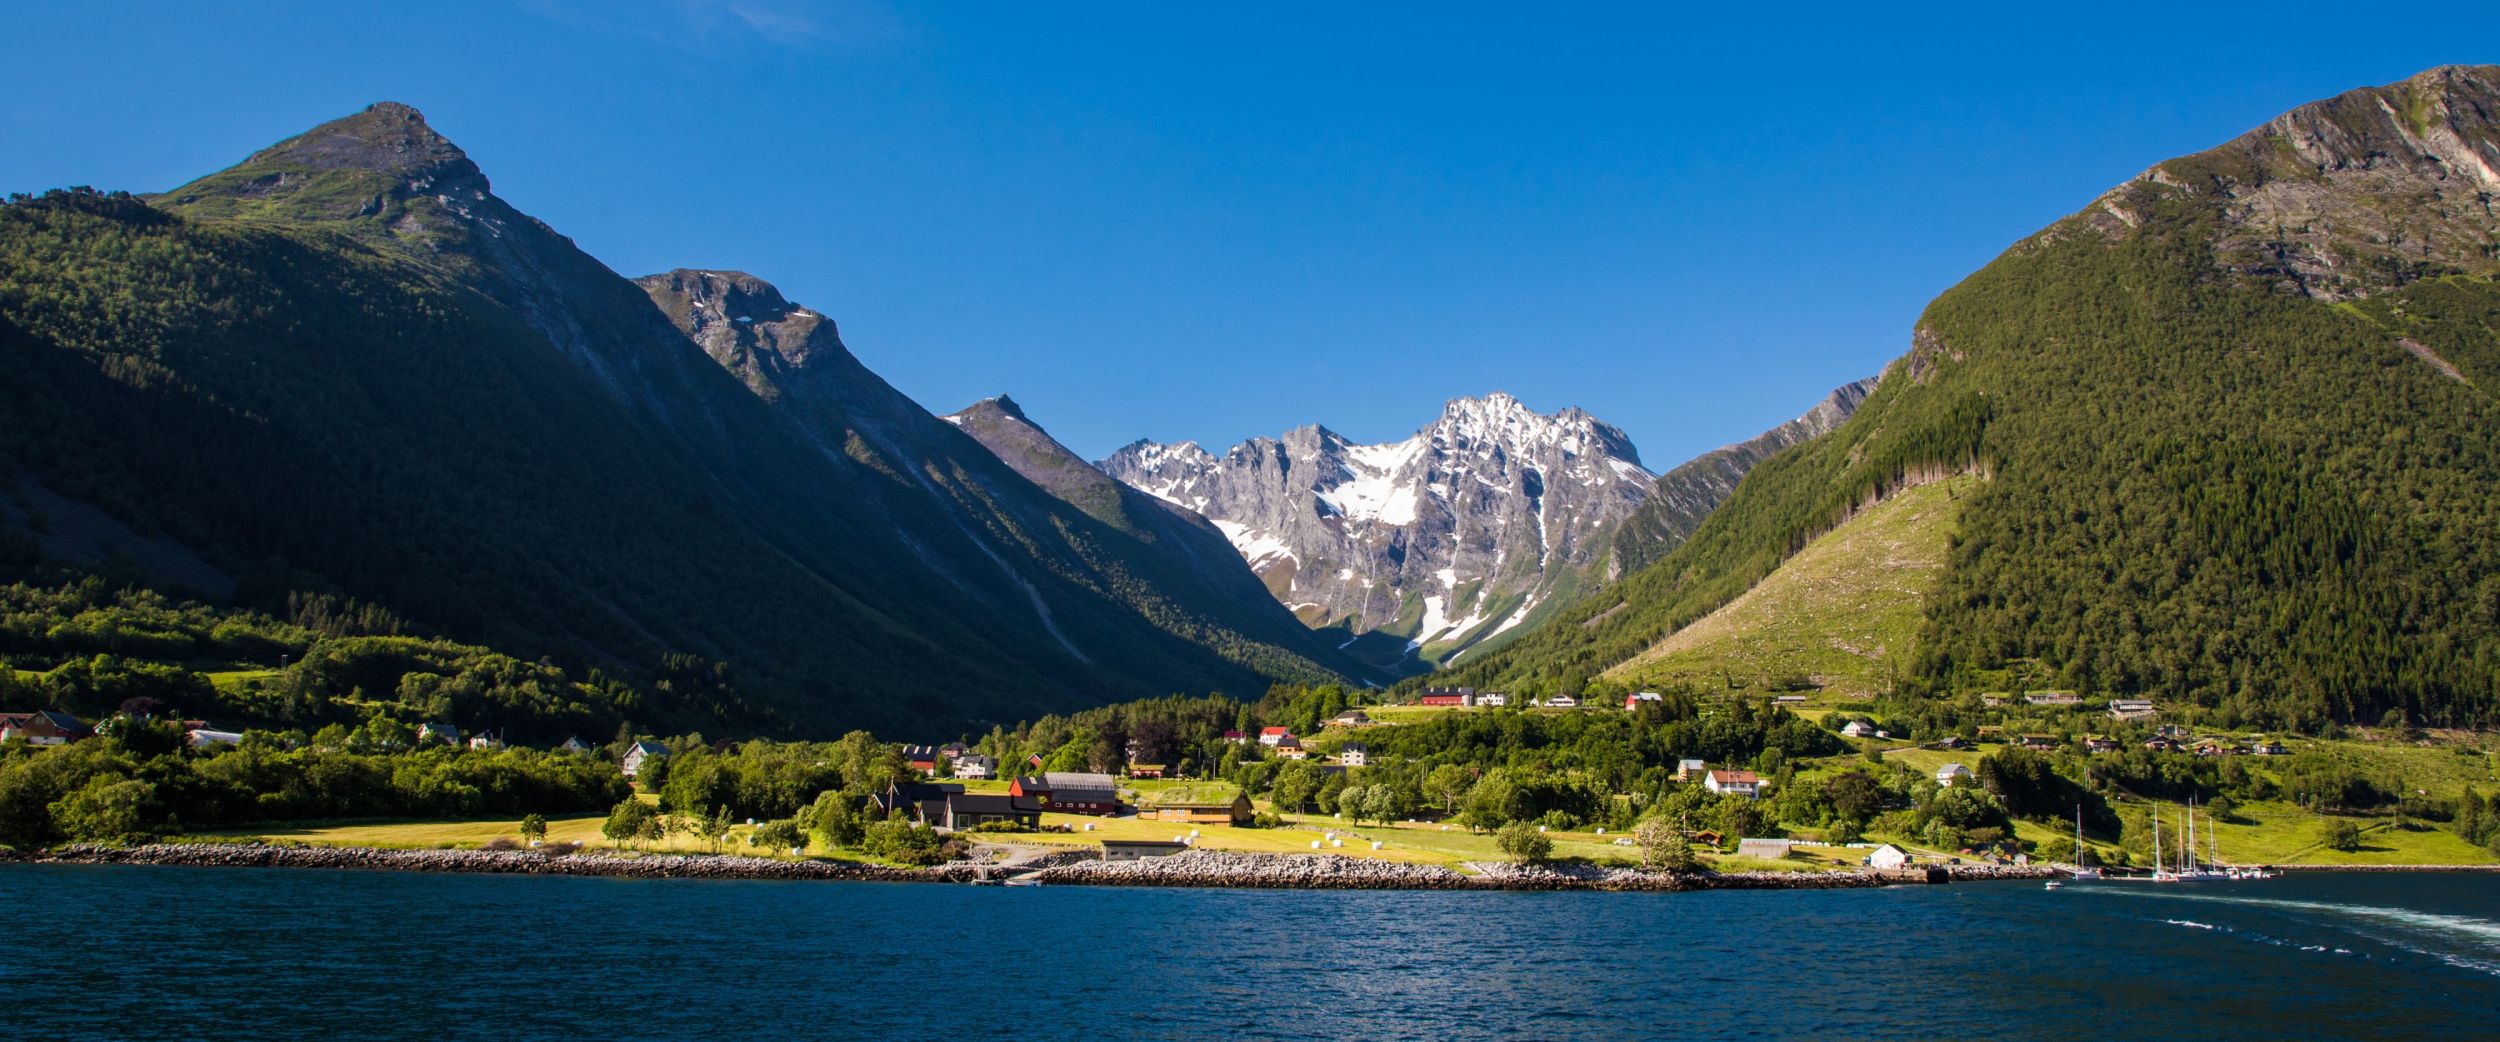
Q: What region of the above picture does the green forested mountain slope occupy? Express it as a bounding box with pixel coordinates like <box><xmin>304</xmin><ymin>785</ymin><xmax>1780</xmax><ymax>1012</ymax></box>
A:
<box><xmin>0</xmin><ymin>103</ymin><xmax>1351</xmax><ymax>736</ymax></box>
<box><xmin>1445</xmin><ymin>65</ymin><xmax>2500</xmax><ymax>730</ymax></box>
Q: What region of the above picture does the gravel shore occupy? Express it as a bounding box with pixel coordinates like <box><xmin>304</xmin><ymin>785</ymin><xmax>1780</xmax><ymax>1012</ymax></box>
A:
<box><xmin>9</xmin><ymin>842</ymin><xmax>2064</xmax><ymax>891</ymax></box>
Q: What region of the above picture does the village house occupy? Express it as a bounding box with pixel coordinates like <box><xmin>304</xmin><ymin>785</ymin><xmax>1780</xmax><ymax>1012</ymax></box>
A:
<box><xmin>0</xmin><ymin>710</ymin><xmax>93</xmax><ymax>746</ymax></box>
<box><xmin>1146</xmin><ymin>791</ymin><xmax>1254</xmax><ymax>826</ymax></box>
<box><xmin>415</xmin><ymin>722</ymin><xmax>460</xmax><ymax>746</ymax></box>
<box><xmin>2025</xmin><ymin>691</ymin><xmax>2081</xmax><ymax>706</ymax></box>
<box><xmin>951</xmin><ymin>753</ymin><xmax>998</xmax><ymax>779</ymax></box>
<box><xmin>467</xmin><ymin>731</ymin><xmax>504</xmax><ymax>751</ymax></box>
<box><xmin>939</xmin><ymin>741</ymin><xmax>971</xmax><ymax>761</ymax></box>
<box><xmin>938</xmin><ymin>792</ymin><xmax>1041</xmax><ymax>831</ymax></box>
<box><xmin>1981</xmin><ymin>693</ymin><xmax>2009</xmax><ymax>708</ymax></box>
<box><xmin>1735</xmin><ymin>837</ymin><xmax>1793</xmax><ymax>860</ymax></box>
<box><xmin>1417</xmin><ymin>687</ymin><xmax>1474</xmax><ymax>707</ymax></box>
<box><xmin>1772</xmin><ymin>694</ymin><xmax>1808</xmax><ymax>706</ymax></box>
<box><xmin>901</xmin><ymin>744</ymin><xmax>942</xmax><ymax>772</ymax></box>
<box><xmin>1258</xmin><ymin>726</ymin><xmax>1293</xmax><ymax>747</ymax></box>
<box><xmin>2249</xmin><ymin>737</ymin><xmax>2288</xmax><ymax>756</ymax></box>
<box><xmin>1624</xmin><ymin>691</ymin><xmax>1663</xmax><ymax>710</ymax></box>
<box><xmin>1676</xmin><ymin>758</ymin><xmax>1708</xmax><ymax>783</ymax></box>
<box><xmin>1545</xmin><ymin>693</ymin><xmax>1579</xmax><ymax>709</ymax></box>
<box><xmin>1937</xmin><ymin>735</ymin><xmax>1970</xmax><ymax>750</ymax></box>
<box><xmin>1338</xmin><ymin>742</ymin><xmax>1368</xmax><ymax>768</ymax></box>
<box><xmin>1841</xmin><ymin>720</ymin><xmax>1875</xmax><ymax>739</ymax></box>
<box><xmin>1936</xmin><ymin>763</ymin><xmax>1973</xmax><ymax>787</ymax></box>
<box><xmin>1866</xmin><ymin>844</ymin><xmax>1912</xmax><ymax>870</ymax></box>
<box><xmin>621</xmin><ymin>740</ymin><xmax>669</xmax><ymax>778</ymax></box>
<box><xmin>2083</xmin><ymin>736</ymin><xmax>2121</xmax><ymax>753</ymax></box>
<box><xmin>1010</xmin><ymin>772</ymin><xmax>1121</xmax><ymax>815</ymax></box>
<box><xmin>2018</xmin><ymin>734</ymin><xmax>2059</xmax><ymax>751</ymax></box>
<box><xmin>2109</xmin><ymin>699</ymin><xmax>2158</xmax><ymax>721</ymax></box>
<box><xmin>558</xmin><ymin>736</ymin><xmax>592</xmax><ymax>755</ymax></box>
<box><xmin>1274</xmin><ymin>737</ymin><xmax>1309</xmax><ymax>760</ymax></box>
<box><xmin>1126</xmin><ymin>762</ymin><xmax>1168</xmax><ymax>780</ymax></box>
<box><xmin>1331</xmin><ymin>710</ymin><xmax>1374</xmax><ymax>728</ymax></box>
<box><xmin>1704</xmin><ymin>770</ymin><xmax>1762</xmax><ymax>800</ymax></box>
<box><xmin>1221</xmin><ymin>729</ymin><xmax>1248</xmax><ymax>744</ymax></box>
<box><xmin>1476</xmin><ymin>691</ymin><xmax>1509</xmax><ymax>708</ymax></box>
<box><xmin>872</xmin><ymin>781</ymin><xmax>965</xmax><ymax>823</ymax></box>
<box><xmin>2144</xmin><ymin>736</ymin><xmax>2182</xmax><ymax>752</ymax></box>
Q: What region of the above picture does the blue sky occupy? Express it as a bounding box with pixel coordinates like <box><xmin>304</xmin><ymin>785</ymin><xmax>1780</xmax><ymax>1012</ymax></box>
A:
<box><xmin>4</xmin><ymin>3</ymin><xmax>2495</xmax><ymax>464</ymax></box>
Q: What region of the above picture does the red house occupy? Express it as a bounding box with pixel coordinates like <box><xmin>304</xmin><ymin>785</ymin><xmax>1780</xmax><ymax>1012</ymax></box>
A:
<box><xmin>1418</xmin><ymin>687</ymin><xmax>1473</xmax><ymax>707</ymax></box>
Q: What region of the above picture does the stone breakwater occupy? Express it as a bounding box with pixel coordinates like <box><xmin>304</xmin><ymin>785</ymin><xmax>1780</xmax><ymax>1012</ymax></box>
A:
<box><xmin>9</xmin><ymin>843</ymin><xmax>2064</xmax><ymax>891</ymax></box>
<box><xmin>20</xmin><ymin>843</ymin><xmax>975</xmax><ymax>883</ymax></box>
<box><xmin>1024</xmin><ymin>849</ymin><xmax>2062</xmax><ymax>891</ymax></box>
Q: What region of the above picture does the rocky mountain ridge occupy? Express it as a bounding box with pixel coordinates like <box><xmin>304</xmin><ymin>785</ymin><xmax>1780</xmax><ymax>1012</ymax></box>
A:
<box><xmin>1101</xmin><ymin>393</ymin><xmax>1656</xmax><ymax>667</ymax></box>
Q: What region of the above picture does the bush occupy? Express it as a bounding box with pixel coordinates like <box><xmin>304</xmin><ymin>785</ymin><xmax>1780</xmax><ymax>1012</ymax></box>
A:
<box><xmin>2322</xmin><ymin>818</ymin><xmax>2364</xmax><ymax>852</ymax></box>
<box><xmin>1495</xmin><ymin>822</ymin><xmax>1553</xmax><ymax>863</ymax></box>
<box><xmin>862</xmin><ymin>818</ymin><xmax>945</xmax><ymax>865</ymax></box>
<box><xmin>481</xmin><ymin>836</ymin><xmax>519</xmax><ymax>851</ymax></box>
<box><xmin>749</xmin><ymin>818</ymin><xmax>807</xmax><ymax>851</ymax></box>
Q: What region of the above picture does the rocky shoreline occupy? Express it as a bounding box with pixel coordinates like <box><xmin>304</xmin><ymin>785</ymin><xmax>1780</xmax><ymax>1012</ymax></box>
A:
<box><xmin>6</xmin><ymin>842</ymin><xmax>2064</xmax><ymax>892</ymax></box>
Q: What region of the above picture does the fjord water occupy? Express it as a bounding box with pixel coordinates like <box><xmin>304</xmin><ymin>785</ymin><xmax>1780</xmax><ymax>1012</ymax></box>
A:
<box><xmin>2</xmin><ymin>867</ymin><xmax>2493</xmax><ymax>1040</ymax></box>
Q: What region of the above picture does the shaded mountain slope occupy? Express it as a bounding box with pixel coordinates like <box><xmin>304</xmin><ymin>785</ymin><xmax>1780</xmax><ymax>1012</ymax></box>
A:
<box><xmin>0</xmin><ymin>103</ymin><xmax>1352</xmax><ymax>735</ymax></box>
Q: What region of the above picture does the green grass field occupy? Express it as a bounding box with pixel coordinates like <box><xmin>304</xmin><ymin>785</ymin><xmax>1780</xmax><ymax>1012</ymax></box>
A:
<box><xmin>1604</xmin><ymin>476</ymin><xmax>1974</xmax><ymax>701</ymax></box>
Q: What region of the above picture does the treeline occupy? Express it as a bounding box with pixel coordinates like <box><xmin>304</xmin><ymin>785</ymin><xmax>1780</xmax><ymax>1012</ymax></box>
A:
<box><xmin>0</xmin><ymin>579</ymin><xmax>653</xmax><ymax>743</ymax></box>
<box><xmin>0</xmin><ymin>719</ymin><xmax>627</xmax><ymax>847</ymax></box>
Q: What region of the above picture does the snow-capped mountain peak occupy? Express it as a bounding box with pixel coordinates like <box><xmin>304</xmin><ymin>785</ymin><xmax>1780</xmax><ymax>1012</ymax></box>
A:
<box><xmin>1100</xmin><ymin>394</ymin><xmax>1656</xmax><ymax>667</ymax></box>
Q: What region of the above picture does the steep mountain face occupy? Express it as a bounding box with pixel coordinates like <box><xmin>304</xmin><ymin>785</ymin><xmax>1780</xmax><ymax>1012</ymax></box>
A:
<box><xmin>936</xmin><ymin>395</ymin><xmax>1375</xmax><ymax>679</ymax></box>
<box><xmin>1102</xmin><ymin>394</ymin><xmax>1655</xmax><ymax>667</ymax></box>
<box><xmin>1608</xmin><ymin>378</ymin><xmax>1877</xmax><ymax>578</ymax></box>
<box><xmin>0</xmin><ymin>103</ymin><xmax>1353</xmax><ymax>736</ymax></box>
<box><xmin>1445</xmin><ymin>66</ymin><xmax>2500</xmax><ymax>731</ymax></box>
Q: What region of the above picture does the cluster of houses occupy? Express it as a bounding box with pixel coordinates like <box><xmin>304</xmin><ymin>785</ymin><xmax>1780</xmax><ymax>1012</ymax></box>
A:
<box><xmin>900</xmin><ymin>742</ymin><xmax>1000</xmax><ymax>779</ymax></box>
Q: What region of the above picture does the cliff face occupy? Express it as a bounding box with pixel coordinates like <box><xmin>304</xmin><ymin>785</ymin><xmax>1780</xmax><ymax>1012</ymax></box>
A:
<box><xmin>2074</xmin><ymin>64</ymin><xmax>2500</xmax><ymax>300</ymax></box>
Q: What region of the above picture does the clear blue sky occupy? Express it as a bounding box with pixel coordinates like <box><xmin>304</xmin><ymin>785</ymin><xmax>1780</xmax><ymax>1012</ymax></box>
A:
<box><xmin>4</xmin><ymin>3</ymin><xmax>2494</xmax><ymax>465</ymax></box>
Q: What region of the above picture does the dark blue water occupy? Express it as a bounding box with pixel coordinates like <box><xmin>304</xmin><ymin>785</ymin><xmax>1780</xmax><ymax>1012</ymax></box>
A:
<box><xmin>2</xmin><ymin>867</ymin><xmax>2494</xmax><ymax>1040</ymax></box>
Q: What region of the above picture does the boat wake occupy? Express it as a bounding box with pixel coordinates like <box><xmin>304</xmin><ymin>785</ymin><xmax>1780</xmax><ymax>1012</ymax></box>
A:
<box><xmin>2119</xmin><ymin>890</ymin><xmax>2500</xmax><ymax>979</ymax></box>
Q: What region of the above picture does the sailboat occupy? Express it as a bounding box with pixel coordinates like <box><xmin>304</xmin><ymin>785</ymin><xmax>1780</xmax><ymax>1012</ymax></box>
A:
<box><xmin>2154</xmin><ymin>797</ymin><xmax>2228</xmax><ymax>882</ymax></box>
<box><xmin>2070</xmin><ymin>805</ymin><xmax>2102</xmax><ymax>881</ymax></box>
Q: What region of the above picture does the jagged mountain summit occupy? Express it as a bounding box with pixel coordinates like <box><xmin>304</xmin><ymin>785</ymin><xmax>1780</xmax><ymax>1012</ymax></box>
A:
<box><xmin>0</xmin><ymin>102</ymin><xmax>1362</xmax><ymax>736</ymax></box>
<box><xmin>1101</xmin><ymin>394</ymin><xmax>1656</xmax><ymax>667</ymax></box>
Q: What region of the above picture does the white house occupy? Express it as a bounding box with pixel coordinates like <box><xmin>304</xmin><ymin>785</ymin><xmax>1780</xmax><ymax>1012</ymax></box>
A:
<box><xmin>1258</xmin><ymin>726</ymin><xmax>1293</xmax><ymax>747</ymax></box>
<box><xmin>1476</xmin><ymin>692</ymin><xmax>1509</xmax><ymax>707</ymax></box>
<box><xmin>1866</xmin><ymin>844</ymin><xmax>1912</xmax><ymax>870</ymax></box>
<box><xmin>186</xmin><ymin>728</ymin><xmax>243</xmax><ymax>749</ymax></box>
<box><xmin>622</xmin><ymin>740</ymin><xmax>669</xmax><ymax>778</ymax></box>
<box><xmin>1704</xmin><ymin>770</ymin><xmax>1762</xmax><ymax>800</ymax></box>
<box><xmin>950</xmin><ymin>753</ymin><xmax>998</xmax><ymax>779</ymax></box>
<box><xmin>1339</xmin><ymin>742</ymin><xmax>1368</xmax><ymax>767</ymax></box>
<box><xmin>415</xmin><ymin>722</ymin><xmax>460</xmax><ymax>746</ymax></box>
<box><xmin>1840</xmin><ymin>720</ymin><xmax>1875</xmax><ymax>738</ymax></box>
<box><xmin>1936</xmin><ymin>763</ymin><xmax>1973</xmax><ymax>787</ymax></box>
<box><xmin>467</xmin><ymin>731</ymin><xmax>504</xmax><ymax>751</ymax></box>
<box><xmin>1545</xmin><ymin>694</ymin><xmax>1579</xmax><ymax>709</ymax></box>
